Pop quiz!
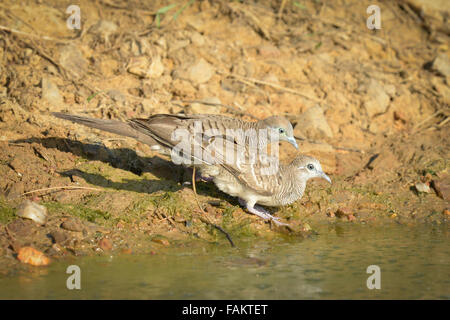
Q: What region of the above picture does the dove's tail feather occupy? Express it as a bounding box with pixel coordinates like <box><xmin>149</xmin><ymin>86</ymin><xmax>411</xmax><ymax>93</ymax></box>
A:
<box><xmin>52</xmin><ymin>112</ymin><xmax>158</xmax><ymax>146</ymax></box>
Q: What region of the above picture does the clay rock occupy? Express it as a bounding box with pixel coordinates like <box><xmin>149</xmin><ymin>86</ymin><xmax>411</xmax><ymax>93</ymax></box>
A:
<box><xmin>107</xmin><ymin>90</ymin><xmax>126</xmax><ymax>106</ymax></box>
<box><xmin>361</xmin><ymin>79</ymin><xmax>390</xmax><ymax>118</ymax></box>
<box><xmin>59</xmin><ymin>45</ymin><xmax>88</xmax><ymax>80</ymax></box>
<box><xmin>187</xmin><ymin>58</ymin><xmax>215</xmax><ymax>84</ymax></box>
<box><xmin>89</xmin><ymin>20</ymin><xmax>118</xmax><ymax>43</ymax></box>
<box><xmin>148</xmin><ymin>56</ymin><xmax>165</xmax><ymax>78</ymax></box>
<box><xmin>294</xmin><ymin>105</ymin><xmax>333</xmax><ymax>139</ymax></box>
<box><xmin>431</xmin><ymin>176</ymin><xmax>450</xmax><ymax>201</ymax></box>
<box><xmin>429</xmin><ymin>53</ymin><xmax>450</xmax><ymax>77</ymax></box>
<box><xmin>405</xmin><ymin>0</ymin><xmax>450</xmax><ymax>33</ymax></box>
<box><xmin>190</xmin><ymin>32</ymin><xmax>205</xmax><ymax>46</ymax></box>
<box><xmin>41</xmin><ymin>77</ymin><xmax>63</xmax><ymax>106</ymax></box>
<box><xmin>127</xmin><ymin>56</ymin><xmax>164</xmax><ymax>78</ymax></box>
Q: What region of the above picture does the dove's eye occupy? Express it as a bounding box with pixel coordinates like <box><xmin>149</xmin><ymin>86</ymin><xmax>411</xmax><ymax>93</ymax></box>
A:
<box><xmin>278</xmin><ymin>128</ymin><xmax>285</xmax><ymax>134</ymax></box>
<box><xmin>307</xmin><ymin>164</ymin><xmax>315</xmax><ymax>170</ymax></box>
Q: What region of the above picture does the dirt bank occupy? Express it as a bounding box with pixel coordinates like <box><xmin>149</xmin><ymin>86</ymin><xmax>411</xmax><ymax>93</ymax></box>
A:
<box><xmin>0</xmin><ymin>0</ymin><xmax>448</xmax><ymax>272</ymax></box>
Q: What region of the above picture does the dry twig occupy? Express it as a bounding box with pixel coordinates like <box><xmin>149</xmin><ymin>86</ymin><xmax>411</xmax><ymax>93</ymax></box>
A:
<box><xmin>191</xmin><ymin>167</ymin><xmax>235</xmax><ymax>247</ymax></box>
<box><xmin>21</xmin><ymin>186</ymin><xmax>104</xmax><ymax>197</ymax></box>
<box><xmin>220</xmin><ymin>71</ymin><xmax>324</xmax><ymax>105</ymax></box>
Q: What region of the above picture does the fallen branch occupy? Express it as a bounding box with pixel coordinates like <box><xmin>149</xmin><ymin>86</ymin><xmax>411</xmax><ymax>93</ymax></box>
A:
<box><xmin>21</xmin><ymin>186</ymin><xmax>104</xmax><ymax>197</ymax></box>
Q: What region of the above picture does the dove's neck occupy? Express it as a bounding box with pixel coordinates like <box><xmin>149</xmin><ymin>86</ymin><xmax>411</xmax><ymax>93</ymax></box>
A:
<box><xmin>276</xmin><ymin>166</ymin><xmax>307</xmax><ymax>206</ymax></box>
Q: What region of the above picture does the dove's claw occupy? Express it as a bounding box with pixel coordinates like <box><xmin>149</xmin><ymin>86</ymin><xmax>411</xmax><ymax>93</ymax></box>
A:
<box><xmin>239</xmin><ymin>198</ymin><xmax>289</xmax><ymax>226</ymax></box>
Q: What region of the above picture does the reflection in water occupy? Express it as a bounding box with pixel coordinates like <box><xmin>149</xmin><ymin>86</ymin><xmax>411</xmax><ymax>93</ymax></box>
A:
<box><xmin>0</xmin><ymin>223</ymin><xmax>448</xmax><ymax>299</ymax></box>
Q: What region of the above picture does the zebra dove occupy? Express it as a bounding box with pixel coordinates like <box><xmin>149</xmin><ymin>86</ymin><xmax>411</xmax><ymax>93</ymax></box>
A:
<box><xmin>200</xmin><ymin>151</ymin><xmax>331</xmax><ymax>225</ymax></box>
<box><xmin>52</xmin><ymin>112</ymin><xmax>298</xmax><ymax>152</ymax></box>
<box><xmin>52</xmin><ymin>112</ymin><xmax>329</xmax><ymax>225</ymax></box>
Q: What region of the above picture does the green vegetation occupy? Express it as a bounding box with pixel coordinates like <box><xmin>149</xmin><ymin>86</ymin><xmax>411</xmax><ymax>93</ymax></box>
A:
<box><xmin>0</xmin><ymin>198</ymin><xmax>16</xmax><ymax>224</ymax></box>
<box><xmin>45</xmin><ymin>202</ymin><xmax>111</xmax><ymax>223</ymax></box>
<box><xmin>150</xmin><ymin>191</ymin><xmax>188</xmax><ymax>218</ymax></box>
<box><xmin>155</xmin><ymin>0</ymin><xmax>195</xmax><ymax>28</ymax></box>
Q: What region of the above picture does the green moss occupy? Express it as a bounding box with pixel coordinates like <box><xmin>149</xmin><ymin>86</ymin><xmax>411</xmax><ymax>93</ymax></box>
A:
<box><xmin>44</xmin><ymin>202</ymin><xmax>111</xmax><ymax>223</ymax></box>
<box><xmin>150</xmin><ymin>191</ymin><xmax>189</xmax><ymax>218</ymax></box>
<box><xmin>219</xmin><ymin>205</ymin><xmax>255</xmax><ymax>239</ymax></box>
<box><xmin>120</xmin><ymin>196</ymin><xmax>155</xmax><ymax>222</ymax></box>
<box><xmin>279</xmin><ymin>202</ymin><xmax>302</xmax><ymax>220</ymax></box>
<box><xmin>0</xmin><ymin>198</ymin><xmax>16</xmax><ymax>224</ymax></box>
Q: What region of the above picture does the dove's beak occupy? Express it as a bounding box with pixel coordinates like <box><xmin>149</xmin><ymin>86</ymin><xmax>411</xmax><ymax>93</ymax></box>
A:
<box><xmin>320</xmin><ymin>172</ymin><xmax>332</xmax><ymax>184</ymax></box>
<box><xmin>287</xmin><ymin>137</ymin><xmax>299</xmax><ymax>149</ymax></box>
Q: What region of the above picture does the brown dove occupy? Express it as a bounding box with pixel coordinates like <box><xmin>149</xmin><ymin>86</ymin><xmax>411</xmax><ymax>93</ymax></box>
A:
<box><xmin>53</xmin><ymin>112</ymin><xmax>330</xmax><ymax>225</ymax></box>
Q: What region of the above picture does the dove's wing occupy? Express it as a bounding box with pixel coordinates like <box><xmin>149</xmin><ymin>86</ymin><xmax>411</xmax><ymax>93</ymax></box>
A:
<box><xmin>189</xmin><ymin>133</ymin><xmax>282</xmax><ymax>196</ymax></box>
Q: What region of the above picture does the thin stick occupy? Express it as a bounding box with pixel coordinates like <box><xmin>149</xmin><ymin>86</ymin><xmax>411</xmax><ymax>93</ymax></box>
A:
<box><xmin>294</xmin><ymin>135</ymin><xmax>365</xmax><ymax>153</ymax></box>
<box><xmin>278</xmin><ymin>0</ymin><xmax>287</xmax><ymax>19</ymax></box>
<box><xmin>172</xmin><ymin>99</ymin><xmax>258</xmax><ymax>120</ymax></box>
<box><xmin>412</xmin><ymin>109</ymin><xmax>445</xmax><ymax>131</ymax></box>
<box><xmin>192</xmin><ymin>167</ymin><xmax>235</xmax><ymax>247</ymax></box>
<box><xmin>221</xmin><ymin>72</ymin><xmax>323</xmax><ymax>104</ymax></box>
<box><xmin>21</xmin><ymin>186</ymin><xmax>104</xmax><ymax>196</ymax></box>
<box><xmin>438</xmin><ymin>116</ymin><xmax>449</xmax><ymax>127</ymax></box>
<box><xmin>0</xmin><ymin>25</ymin><xmax>69</xmax><ymax>42</ymax></box>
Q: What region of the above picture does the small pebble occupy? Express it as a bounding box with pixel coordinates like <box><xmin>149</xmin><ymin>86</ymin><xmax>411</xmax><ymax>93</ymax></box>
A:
<box><xmin>61</xmin><ymin>218</ymin><xmax>84</xmax><ymax>232</ymax></box>
<box><xmin>17</xmin><ymin>247</ymin><xmax>50</xmax><ymax>266</ymax></box>
<box><xmin>98</xmin><ymin>238</ymin><xmax>113</xmax><ymax>251</ymax></box>
<box><xmin>16</xmin><ymin>200</ymin><xmax>47</xmax><ymax>225</ymax></box>
<box><xmin>431</xmin><ymin>178</ymin><xmax>450</xmax><ymax>201</ymax></box>
<box><xmin>49</xmin><ymin>230</ymin><xmax>68</xmax><ymax>244</ymax></box>
<box><xmin>415</xmin><ymin>182</ymin><xmax>431</xmax><ymax>193</ymax></box>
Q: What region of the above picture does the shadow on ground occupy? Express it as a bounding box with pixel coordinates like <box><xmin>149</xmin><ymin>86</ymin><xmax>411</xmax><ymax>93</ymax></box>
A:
<box><xmin>11</xmin><ymin>137</ymin><xmax>239</xmax><ymax>203</ymax></box>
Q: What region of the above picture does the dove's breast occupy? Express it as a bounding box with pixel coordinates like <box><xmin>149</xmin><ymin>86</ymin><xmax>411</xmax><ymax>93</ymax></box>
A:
<box><xmin>212</xmin><ymin>174</ymin><xmax>244</xmax><ymax>198</ymax></box>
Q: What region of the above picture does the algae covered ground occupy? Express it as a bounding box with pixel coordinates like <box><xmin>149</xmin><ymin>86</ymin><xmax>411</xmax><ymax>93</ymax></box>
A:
<box><xmin>0</xmin><ymin>0</ymin><xmax>448</xmax><ymax>273</ymax></box>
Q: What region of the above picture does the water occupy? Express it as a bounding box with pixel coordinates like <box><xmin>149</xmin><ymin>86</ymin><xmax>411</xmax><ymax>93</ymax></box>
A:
<box><xmin>0</xmin><ymin>223</ymin><xmax>448</xmax><ymax>299</ymax></box>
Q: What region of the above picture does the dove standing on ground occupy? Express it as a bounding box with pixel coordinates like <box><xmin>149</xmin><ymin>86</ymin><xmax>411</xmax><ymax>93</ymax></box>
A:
<box><xmin>53</xmin><ymin>112</ymin><xmax>330</xmax><ymax>225</ymax></box>
<box><xmin>52</xmin><ymin>112</ymin><xmax>298</xmax><ymax>151</ymax></box>
<box><xmin>202</xmin><ymin>154</ymin><xmax>331</xmax><ymax>225</ymax></box>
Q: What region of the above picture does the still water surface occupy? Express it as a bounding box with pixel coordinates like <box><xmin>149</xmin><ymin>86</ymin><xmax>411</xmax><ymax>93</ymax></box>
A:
<box><xmin>1</xmin><ymin>223</ymin><xmax>448</xmax><ymax>299</ymax></box>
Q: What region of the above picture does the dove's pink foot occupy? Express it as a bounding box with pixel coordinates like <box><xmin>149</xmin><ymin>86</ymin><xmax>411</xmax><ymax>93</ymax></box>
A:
<box><xmin>238</xmin><ymin>199</ymin><xmax>288</xmax><ymax>226</ymax></box>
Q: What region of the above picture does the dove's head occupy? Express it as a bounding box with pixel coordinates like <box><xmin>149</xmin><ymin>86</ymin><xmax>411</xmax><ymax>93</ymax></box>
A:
<box><xmin>291</xmin><ymin>155</ymin><xmax>331</xmax><ymax>184</ymax></box>
<box><xmin>261</xmin><ymin>116</ymin><xmax>298</xmax><ymax>149</ymax></box>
